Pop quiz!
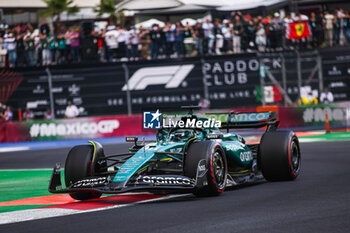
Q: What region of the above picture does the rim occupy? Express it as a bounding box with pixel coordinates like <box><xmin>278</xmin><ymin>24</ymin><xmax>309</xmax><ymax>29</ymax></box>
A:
<box><xmin>290</xmin><ymin>141</ymin><xmax>300</xmax><ymax>173</ymax></box>
<box><xmin>213</xmin><ymin>150</ymin><xmax>225</xmax><ymax>186</ymax></box>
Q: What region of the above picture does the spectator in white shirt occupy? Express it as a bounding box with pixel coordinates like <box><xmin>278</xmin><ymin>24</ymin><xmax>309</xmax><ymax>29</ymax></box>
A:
<box><xmin>221</xmin><ymin>19</ymin><xmax>232</xmax><ymax>53</ymax></box>
<box><xmin>324</xmin><ymin>11</ymin><xmax>335</xmax><ymax>47</ymax></box>
<box><xmin>116</xmin><ymin>26</ymin><xmax>126</xmax><ymax>59</ymax></box>
<box><xmin>320</xmin><ymin>88</ymin><xmax>334</xmax><ymax>104</ymax></box>
<box><xmin>4</xmin><ymin>33</ymin><xmax>17</xmax><ymax>67</ymax></box>
<box><xmin>65</xmin><ymin>101</ymin><xmax>79</xmax><ymax>118</ymax></box>
<box><xmin>202</xmin><ymin>19</ymin><xmax>215</xmax><ymax>54</ymax></box>
<box><xmin>105</xmin><ymin>26</ymin><xmax>119</xmax><ymax>61</ymax></box>
<box><xmin>128</xmin><ymin>26</ymin><xmax>140</xmax><ymax>60</ymax></box>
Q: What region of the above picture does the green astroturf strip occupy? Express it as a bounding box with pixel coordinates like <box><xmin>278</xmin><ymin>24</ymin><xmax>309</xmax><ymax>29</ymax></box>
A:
<box><xmin>0</xmin><ymin>205</ymin><xmax>52</xmax><ymax>213</ymax></box>
<box><xmin>0</xmin><ymin>170</ymin><xmax>55</xmax><ymax>202</ymax></box>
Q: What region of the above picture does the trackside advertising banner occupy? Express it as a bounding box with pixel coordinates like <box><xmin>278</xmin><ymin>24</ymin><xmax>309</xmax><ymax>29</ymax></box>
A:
<box><xmin>1</xmin><ymin>104</ymin><xmax>349</xmax><ymax>143</ymax></box>
<box><xmin>0</xmin><ymin>115</ymin><xmax>153</xmax><ymax>142</ymax></box>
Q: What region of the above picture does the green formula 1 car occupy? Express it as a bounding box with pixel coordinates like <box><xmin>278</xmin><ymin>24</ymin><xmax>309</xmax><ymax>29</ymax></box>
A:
<box><xmin>49</xmin><ymin>107</ymin><xmax>301</xmax><ymax>200</ymax></box>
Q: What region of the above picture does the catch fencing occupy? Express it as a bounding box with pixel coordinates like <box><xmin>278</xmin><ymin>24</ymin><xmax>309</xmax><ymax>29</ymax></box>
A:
<box><xmin>1</xmin><ymin>47</ymin><xmax>350</xmax><ymax>120</ymax></box>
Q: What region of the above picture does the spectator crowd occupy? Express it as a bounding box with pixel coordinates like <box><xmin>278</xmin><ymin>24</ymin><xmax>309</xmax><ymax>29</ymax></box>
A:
<box><xmin>1</xmin><ymin>8</ymin><xmax>350</xmax><ymax>67</ymax></box>
<box><xmin>0</xmin><ymin>100</ymin><xmax>79</xmax><ymax>122</ymax></box>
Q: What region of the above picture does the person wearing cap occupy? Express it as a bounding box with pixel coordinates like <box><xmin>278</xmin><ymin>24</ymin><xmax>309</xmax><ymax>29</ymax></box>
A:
<box><xmin>270</xmin><ymin>12</ymin><xmax>283</xmax><ymax>51</ymax></box>
<box><xmin>221</xmin><ymin>19</ymin><xmax>232</xmax><ymax>53</ymax></box>
<box><xmin>105</xmin><ymin>25</ymin><xmax>118</xmax><ymax>62</ymax></box>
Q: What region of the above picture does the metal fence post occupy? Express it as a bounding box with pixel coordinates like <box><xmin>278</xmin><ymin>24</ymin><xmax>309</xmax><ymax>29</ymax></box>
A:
<box><xmin>200</xmin><ymin>58</ymin><xmax>209</xmax><ymax>100</ymax></box>
<box><xmin>122</xmin><ymin>63</ymin><xmax>132</xmax><ymax>115</ymax></box>
<box><xmin>281</xmin><ymin>54</ymin><xmax>288</xmax><ymax>106</ymax></box>
<box><xmin>296</xmin><ymin>51</ymin><xmax>302</xmax><ymax>101</ymax></box>
<box><xmin>45</xmin><ymin>67</ymin><xmax>55</xmax><ymax>119</ymax></box>
<box><xmin>317</xmin><ymin>51</ymin><xmax>324</xmax><ymax>93</ymax></box>
<box><xmin>259</xmin><ymin>59</ymin><xmax>266</xmax><ymax>107</ymax></box>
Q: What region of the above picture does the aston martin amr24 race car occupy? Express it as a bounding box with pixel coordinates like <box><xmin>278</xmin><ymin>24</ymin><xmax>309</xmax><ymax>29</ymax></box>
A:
<box><xmin>49</xmin><ymin>108</ymin><xmax>301</xmax><ymax>200</ymax></box>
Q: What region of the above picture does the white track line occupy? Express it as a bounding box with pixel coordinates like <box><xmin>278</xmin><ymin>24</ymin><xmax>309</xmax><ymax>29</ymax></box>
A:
<box><xmin>298</xmin><ymin>138</ymin><xmax>350</xmax><ymax>143</ymax></box>
<box><xmin>0</xmin><ymin>168</ymin><xmax>52</xmax><ymax>171</ymax></box>
<box><xmin>0</xmin><ymin>147</ymin><xmax>29</xmax><ymax>153</ymax></box>
<box><xmin>0</xmin><ymin>194</ymin><xmax>190</xmax><ymax>225</ymax></box>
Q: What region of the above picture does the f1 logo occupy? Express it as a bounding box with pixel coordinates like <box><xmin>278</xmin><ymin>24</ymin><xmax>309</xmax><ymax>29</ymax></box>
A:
<box><xmin>122</xmin><ymin>65</ymin><xmax>194</xmax><ymax>91</ymax></box>
<box><xmin>143</xmin><ymin>109</ymin><xmax>161</xmax><ymax>129</ymax></box>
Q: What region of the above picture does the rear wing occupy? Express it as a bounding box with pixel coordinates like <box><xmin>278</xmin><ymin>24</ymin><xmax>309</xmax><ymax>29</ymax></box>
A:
<box><xmin>205</xmin><ymin>111</ymin><xmax>279</xmax><ymax>131</ymax></box>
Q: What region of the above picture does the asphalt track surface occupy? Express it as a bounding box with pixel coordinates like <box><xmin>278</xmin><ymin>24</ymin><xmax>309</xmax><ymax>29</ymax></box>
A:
<box><xmin>0</xmin><ymin>143</ymin><xmax>133</xmax><ymax>169</ymax></box>
<box><xmin>1</xmin><ymin>140</ymin><xmax>350</xmax><ymax>233</ymax></box>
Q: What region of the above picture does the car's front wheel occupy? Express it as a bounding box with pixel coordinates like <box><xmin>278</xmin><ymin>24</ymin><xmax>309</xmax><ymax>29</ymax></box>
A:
<box><xmin>184</xmin><ymin>141</ymin><xmax>227</xmax><ymax>197</ymax></box>
<box><xmin>64</xmin><ymin>144</ymin><xmax>106</xmax><ymax>200</ymax></box>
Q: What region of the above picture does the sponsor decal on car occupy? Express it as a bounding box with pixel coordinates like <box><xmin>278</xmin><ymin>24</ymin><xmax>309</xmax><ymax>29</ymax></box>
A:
<box><xmin>72</xmin><ymin>177</ymin><xmax>108</xmax><ymax>188</ymax></box>
<box><xmin>136</xmin><ymin>175</ymin><xmax>194</xmax><ymax>186</ymax></box>
<box><xmin>206</xmin><ymin>112</ymin><xmax>270</xmax><ymax>123</ymax></box>
<box><xmin>240</xmin><ymin>151</ymin><xmax>253</xmax><ymax>162</ymax></box>
<box><xmin>225</xmin><ymin>144</ymin><xmax>244</xmax><ymax>151</ymax></box>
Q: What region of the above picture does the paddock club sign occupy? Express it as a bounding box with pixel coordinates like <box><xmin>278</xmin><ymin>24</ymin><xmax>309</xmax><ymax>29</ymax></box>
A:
<box><xmin>123</xmin><ymin>54</ymin><xmax>282</xmax><ymax>110</ymax></box>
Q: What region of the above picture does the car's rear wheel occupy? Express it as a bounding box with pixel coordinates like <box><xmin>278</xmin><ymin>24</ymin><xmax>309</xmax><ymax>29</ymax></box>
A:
<box><xmin>259</xmin><ymin>131</ymin><xmax>301</xmax><ymax>181</ymax></box>
<box><xmin>64</xmin><ymin>144</ymin><xmax>105</xmax><ymax>200</ymax></box>
<box><xmin>184</xmin><ymin>141</ymin><xmax>227</xmax><ymax>197</ymax></box>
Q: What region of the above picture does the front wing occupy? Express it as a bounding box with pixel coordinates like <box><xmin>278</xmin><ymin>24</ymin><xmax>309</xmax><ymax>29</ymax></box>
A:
<box><xmin>49</xmin><ymin>160</ymin><xmax>208</xmax><ymax>194</ymax></box>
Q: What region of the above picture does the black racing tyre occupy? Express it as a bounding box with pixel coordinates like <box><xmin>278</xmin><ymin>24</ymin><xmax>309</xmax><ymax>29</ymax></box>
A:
<box><xmin>64</xmin><ymin>145</ymin><xmax>104</xmax><ymax>200</ymax></box>
<box><xmin>259</xmin><ymin>131</ymin><xmax>301</xmax><ymax>181</ymax></box>
<box><xmin>184</xmin><ymin>141</ymin><xmax>227</xmax><ymax>197</ymax></box>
